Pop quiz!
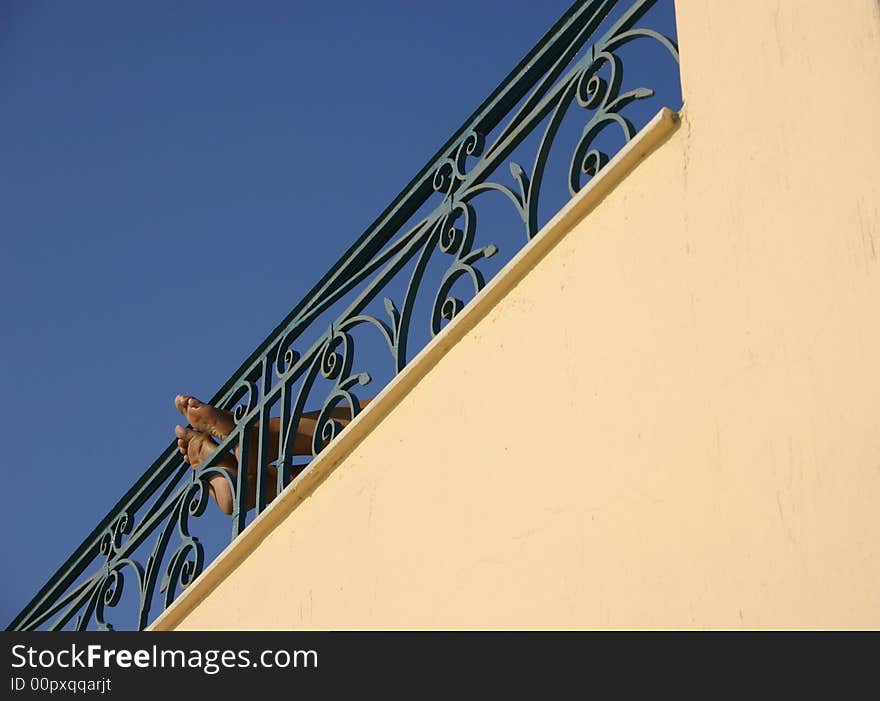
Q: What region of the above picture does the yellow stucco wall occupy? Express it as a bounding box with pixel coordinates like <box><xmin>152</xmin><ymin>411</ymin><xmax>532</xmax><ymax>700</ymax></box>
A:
<box><xmin>154</xmin><ymin>1</ymin><xmax>880</xmax><ymax>629</ymax></box>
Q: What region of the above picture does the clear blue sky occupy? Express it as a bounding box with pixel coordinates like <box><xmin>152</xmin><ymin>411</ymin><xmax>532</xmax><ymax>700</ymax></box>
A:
<box><xmin>1</xmin><ymin>0</ymin><xmax>680</xmax><ymax>628</ymax></box>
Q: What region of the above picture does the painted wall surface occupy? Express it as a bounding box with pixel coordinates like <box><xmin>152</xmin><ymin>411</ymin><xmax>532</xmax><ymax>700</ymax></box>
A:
<box><xmin>160</xmin><ymin>1</ymin><xmax>880</xmax><ymax>629</ymax></box>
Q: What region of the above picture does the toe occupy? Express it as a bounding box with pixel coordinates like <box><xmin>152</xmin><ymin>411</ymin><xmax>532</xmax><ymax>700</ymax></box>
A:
<box><xmin>175</xmin><ymin>394</ymin><xmax>201</xmax><ymax>415</ymax></box>
<box><xmin>175</xmin><ymin>395</ymin><xmax>189</xmax><ymax>416</ymax></box>
<box><xmin>175</xmin><ymin>424</ymin><xmax>199</xmax><ymax>442</ymax></box>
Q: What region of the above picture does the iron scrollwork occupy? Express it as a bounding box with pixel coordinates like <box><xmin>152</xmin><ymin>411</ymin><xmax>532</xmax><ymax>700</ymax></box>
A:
<box><xmin>10</xmin><ymin>0</ymin><xmax>679</xmax><ymax>631</ymax></box>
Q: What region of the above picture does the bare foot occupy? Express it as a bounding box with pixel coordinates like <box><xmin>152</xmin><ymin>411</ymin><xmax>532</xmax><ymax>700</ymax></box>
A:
<box><xmin>175</xmin><ymin>425</ymin><xmax>238</xmax><ymax>515</ymax></box>
<box><xmin>174</xmin><ymin>425</ymin><xmax>236</xmax><ymax>470</ymax></box>
<box><xmin>174</xmin><ymin>395</ymin><xmax>237</xmax><ymax>440</ymax></box>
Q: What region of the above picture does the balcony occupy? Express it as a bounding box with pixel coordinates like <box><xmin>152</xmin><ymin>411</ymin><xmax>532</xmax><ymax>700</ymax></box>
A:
<box><xmin>10</xmin><ymin>0</ymin><xmax>880</xmax><ymax>630</ymax></box>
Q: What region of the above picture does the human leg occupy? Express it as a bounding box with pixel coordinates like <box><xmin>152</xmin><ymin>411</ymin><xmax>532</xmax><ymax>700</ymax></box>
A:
<box><xmin>174</xmin><ymin>395</ymin><xmax>372</xmax><ymax>513</ymax></box>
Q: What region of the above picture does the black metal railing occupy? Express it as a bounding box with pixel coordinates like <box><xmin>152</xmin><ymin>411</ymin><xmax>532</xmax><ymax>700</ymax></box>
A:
<box><xmin>9</xmin><ymin>0</ymin><xmax>680</xmax><ymax>631</ymax></box>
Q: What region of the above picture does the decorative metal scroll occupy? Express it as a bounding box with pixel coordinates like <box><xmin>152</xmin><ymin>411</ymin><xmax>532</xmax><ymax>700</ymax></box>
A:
<box><xmin>9</xmin><ymin>0</ymin><xmax>679</xmax><ymax>631</ymax></box>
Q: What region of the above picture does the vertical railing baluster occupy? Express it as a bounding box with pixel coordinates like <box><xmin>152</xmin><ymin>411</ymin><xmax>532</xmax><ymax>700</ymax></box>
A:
<box><xmin>254</xmin><ymin>358</ymin><xmax>273</xmax><ymax>515</ymax></box>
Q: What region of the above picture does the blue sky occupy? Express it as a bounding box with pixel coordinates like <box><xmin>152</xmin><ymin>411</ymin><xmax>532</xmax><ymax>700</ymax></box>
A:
<box><xmin>1</xmin><ymin>0</ymin><xmax>680</xmax><ymax>628</ymax></box>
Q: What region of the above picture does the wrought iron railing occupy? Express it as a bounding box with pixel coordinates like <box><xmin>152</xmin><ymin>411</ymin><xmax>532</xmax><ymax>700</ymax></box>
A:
<box><xmin>9</xmin><ymin>0</ymin><xmax>680</xmax><ymax>631</ymax></box>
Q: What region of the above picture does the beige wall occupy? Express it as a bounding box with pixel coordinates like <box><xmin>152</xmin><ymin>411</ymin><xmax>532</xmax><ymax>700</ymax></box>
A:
<box><xmin>154</xmin><ymin>1</ymin><xmax>880</xmax><ymax>629</ymax></box>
